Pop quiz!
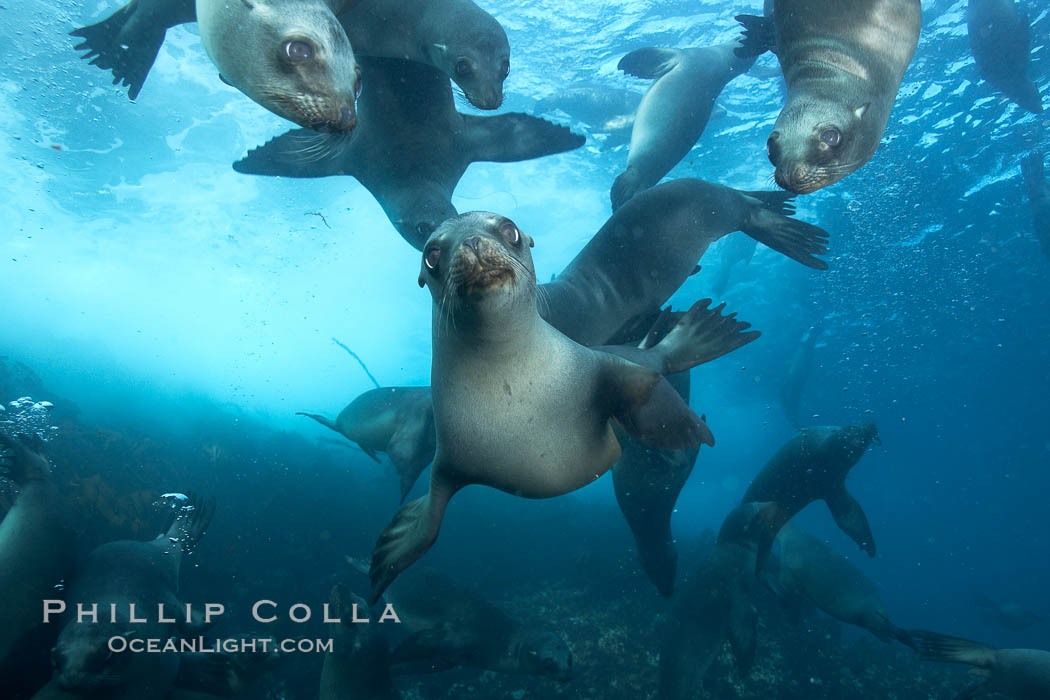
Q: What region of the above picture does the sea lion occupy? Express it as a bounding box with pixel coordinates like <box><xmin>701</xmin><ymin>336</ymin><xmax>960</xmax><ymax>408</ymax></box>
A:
<box><xmin>779</xmin><ymin>323</ymin><xmax>822</xmax><ymax>427</ymax></box>
<box><xmin>659</xmin><ymin>502</ymin><xmax>774</xmax><ymax>699</ymax></box>
<box><xmin>742</xmin><ymin>423</ymin><xmax>881</xmax><ymax>571</ymax></box>
<box><xmin>766</xmin><ymin>524</ymin><xmax>910</xmax><ymax>644</ymax></box>
<box><xmin>0</xmin><ymin>434</ymin><xmax>75</xmax><ymax>665</ymax></box>
<box><xmin>711</xmin><ymin>233</ymin><xmax>758</xmax><ymax>296</ymax></box>
<box><xmin>542</xmin><ymin>178</ymin><xmax>829</xmax><ymax>347</ymax></box>
<box><xmin>533</xmin><ymin>84</ymin><xmax>643</xmax><ymax>148</ymax></box>
<box><xmin>50</xmin><ymin>494</ymin><xmax>215</xmax><ymax>697</ymax></box>
<box><xmin>610</xmin><ymin>42</ymin><xmax>757</xmax><ymax>210</ymax></box>
<box><xmin>1021</xmin><ymin>151</ymin><xmax>1050</xmax><ymax>261</ymax></box>
<box><xmin>196</xmin><ymin>0</ymin><xmax>362</xmax><ymax>132</ymax></box>
<box><xmin>298</xmin><ymin>386</ymin><xmax>435</xmax><ymax>502</ymax></box>
<box><xmin>320</xmin><ymin>585</ymin><xmax>397</xmax><ymax>700</ymax></box>
<box><xmin>351</xmin><ymin>562</ymin><xmax>573</xmax><ymax>680</ymax></box>
<box><xmin>70</xmin><ymin>0</ymin><xmax>196</xmax><ymax>100</ymax></box>
<box><xmin>976</xmin><ymin>597</ymin><xmax>1045</xmax><ymax>631</ymax></box>
<box><xmin>909</xmin><ymin>630</ymin><xmax>1050</xmax><ymax>700</ymax></box>
<box><xmin>735</xmin><ymin>0</ymin><xmax>921</xmax><ymax>193</ymax></box>
<box><xmin>968</xmin><ymin>0</ymin><xmax>1044</xmax><ymax>114</ymax></box>
<box><xmin>233</xmin><ymin>57</ymin><xmax>584</xmax><ymax>250</ymax></box>
<box><xmin>340</xmin><ymin>0</ymin><xmax>509</xmax><ymax>110</ymax></box>
<box><xmin>368</xmin><ymin>212</ymin><xmax>760</xmax><ymax>599</ymax></box>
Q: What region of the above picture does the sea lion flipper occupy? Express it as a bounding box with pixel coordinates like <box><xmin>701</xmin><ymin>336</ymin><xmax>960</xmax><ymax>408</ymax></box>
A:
<box><xmin>463</xmin><ymin>114</ymin><xmax>585</xmax><ymax>164</ymax></box>
<box><xmin>70</xmin><ymin>5</ymin><xmax>169</xmax><ymax>101</ymax></box>
<box><xmin>617</xmin><ymin>47</ymin><xmax>681</xmax><ymax>80</ymax></box>
<box><xmin>233</xmin><ymin>130</ymin><xmax>354</xmax><ymax>178</ymax></box>
<box><xmin>825</xmin><ymin>485</ymin><xmax>876</xmax><ymax>557</ymax></box>
<box><xmin>0</xmin><ymin>432</ymin><xmax>51</xmax><ymax>484</ymax></box>
<box><xmin>652</xmin><ymin>299</ymin><xmax>761</xmax><ymax>374</ymax></box>
<box><xmin>739</xmin><ymin>196</ymin><xmax>830</xmax><ymax>270</ymax></box>
<box><xmin>906</xmin><ymin>630</ymin><xmax>997</xmax><ymax>668</ymax></box>
<box><xmin>387</xmin><ymin>429</ymin><xmax>432</xmax><ymax>504</ymax></box>
<box><xmin>369</xmin><ymin>484</ymin><xmax>453</xmax><ymax>603</ymax></box>
<box><xmin>604</xmin><ymin>359</ymin><xmax>714</xmax><ymax>449</ymax></box>
<box><xmin>741</xmin><ymin>190</ymin><xmax>796</xmax><ymax>216</ymax></box>
<box><xmin>166</xmin><ymin>493</ymin><xmax>216</xmax><ymax>553</ymax></box>
<box><xmin>733</xmin><ymin>14</ymin><xmax>775</xmax><ymax>59</ymax></box>
<box><xmin>727</xmin><ymin>593</ymin><xmax>757</xmax><ymax>674</ymax></box>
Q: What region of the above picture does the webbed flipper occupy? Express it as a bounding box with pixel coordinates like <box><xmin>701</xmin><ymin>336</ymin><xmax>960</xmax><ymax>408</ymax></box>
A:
<box><xmin>604</xmin><ymin>358</ymin><xmax>713</xmax><ymax>449</ymax></box>
<box><xmin>652</xmin><ymin>299</ymin><xmax>760</xmax><ymax>374</ymax></box>
<box><xmin>734</xmin><ymin>14</ymin><xmax>775</xmax><ymax>59</ymax></box>
<box><xmin>825</xmin><ymin>483</ymin><xmax>876</xmax><ymax>557</ymax></box>
<box><xmin>233</xmin><ymin>130</ymin><xmax>356</xmax><ymax>178</ymax></box>
<box><xmin>739</xmin><ymin>193</ymin><xmax>830</xmax><ymax>270</ymax></box>
<box><xmin>464</xmin><ymin>113</ymin><xmax>585</xmax><ymax>164</ymax></box>
<box><xmin>618</xmin><ymin>47</ymin><xmax>681</xmax><ymax>80</ymax></box>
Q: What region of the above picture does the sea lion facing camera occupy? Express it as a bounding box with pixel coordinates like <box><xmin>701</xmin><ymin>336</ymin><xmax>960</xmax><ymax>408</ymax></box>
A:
<box><xmin>50</xmin><ymin>494</ymin><xmax>215</xmax><ymax>697</ymax></box>
<box><xmin>233</xmin><ymin>57</ymin><xmax>584</xmax><ymax>250</ymax></box>
<box><xmin>742</xmin><ymin>423</ymin><xmax>881</xmax><ymax>571</ymax></box>
<box><xmin>368</xmin><ymin>212</ymin><xmax>763</xmax><ymax>600</ymax></box>
<box><xmin>735</xmin><ymin>0</ymin><xmax>921</xmax><ymax>193</ymax></box>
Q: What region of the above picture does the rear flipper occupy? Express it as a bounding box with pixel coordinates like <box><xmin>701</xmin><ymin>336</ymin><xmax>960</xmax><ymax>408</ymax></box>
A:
<box><xmin>651</xmin><ymin>299</ymin><xmax>761</xmax><ymax>374</ymax></box>
<box><xmin>610</xmin><ymin>166</ymin><xmax>649</xmax><ymax>212</ymax></box>
<box><xmin>369</xmin><ymin>480</ymin><xmax>455</xmax><ymax>603</ymax></box>
<box><xmin>464</xmin><ymin>113</ymin><xmax>585</xmax><ymax>163</ymax></box>
<box><xmin>167</xmin><ymin>492</ymin><xmax>216</xmax><ymax>553</ymax></box>
<box><xmin>233</xmin><ymin>130</ymin><xmax>354</xmax><ymax>178</ymax></box>
<box><xmin>739</xmin><ymin>192</ymin><xmax>830</xmax><ymax>269</ymax></box>
<box><xmin>70</xmin><ymin>3</ymin><xmax>167</xmax><ymax>101</ymax></box>
<box><xmin>604</xmin><ymin>358</ymin><xmax>714</xmax><ymax>449</ymax></box>
<box><xmin>733</xmin><ymin>14</ymin><xmax>775</xmax><ymax>59</ymax></box>
<box><xmin>825</xmin><ymin>484</ymin><xmax>876</xmax><ymax>557</ymax></box>
<box><xmin>618</xmin><ymin>47</ymin><xmax>681</xmax><ymax>80</ymax></box>
<box><xmin>907</xmin><ymin>630</ymin><xmax>997</xmax><ymax>669</ymax></box>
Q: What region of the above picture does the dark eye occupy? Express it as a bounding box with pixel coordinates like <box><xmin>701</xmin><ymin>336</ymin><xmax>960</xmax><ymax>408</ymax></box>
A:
<box><xmin>819</xmin><ymin>128</ymin><xmax>841</xmax><ymax>147</ymax></box>
<box><xmin>353</xmin><ymin>67</ymin><xmax>362</xmax><ymax>99</ymax></box>
<box><xmin>500</xmin><ymin>221</ymin><xmax>520</xmax><ymax>246</ymax></box>
<box><xmin>283</xmin><ymin>40</ymin><xmax>314</xmax><ymax>62</ymax></box>
<box><xmin>424</xmin><ymin>246</ymin><xmax>441</xmax><ymax>271</ymax></box>
<box><xmin>455</xmin><ymin>59</ymin><xmax>472</xmax><ymax>76</ymax></box>
<box><xmin>500</xmin><ymin>60</ymin><xmax>510</xmax><ymax>78</ymax></box>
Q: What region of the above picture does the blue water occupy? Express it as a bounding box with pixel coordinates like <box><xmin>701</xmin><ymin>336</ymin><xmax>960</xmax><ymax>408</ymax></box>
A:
<box><xmin>1</xmin><ymin>0</ymin><xmax>1048</xmax><ymax>698</ymax></box>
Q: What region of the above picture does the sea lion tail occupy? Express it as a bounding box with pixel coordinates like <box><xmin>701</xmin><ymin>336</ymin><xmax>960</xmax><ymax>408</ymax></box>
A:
<box><xmin>651</xmin><ymin>299</ymin><xmax>761</xmax><ymax>374</ymax></box>
<box><xmin>738</xmin><ymin>194</ymin><xmax>830</xmax><ymax>270</ymax></box>
<box><xmin>617</xmin><ymin>47</ymin><xmax>680</xmax><ymax>80</ymax></box>
<box><xmin>906</xmin><ymin>630</ymin><xmax>997</xmax><ymax>669</ymax></box>
<box><xmin>167</xmin><ymin>493</ymin><xmax>216</xmax><ymax>553</ymax></box>
<box><xmin>733</xmin><ymin>14</ymin><xmax>775</xmax><ymax>59</ymax></box>
<box><xmin>70</xmin><ymin>7</ymin><xmax>165</xmax><ymax>101</ymax></box>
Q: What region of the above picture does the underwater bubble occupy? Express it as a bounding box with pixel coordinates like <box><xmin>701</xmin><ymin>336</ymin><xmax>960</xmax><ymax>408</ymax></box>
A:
<box><xmin>161</xmin><ymin>492</ymin><xmax>188</xmax><ymax>502</ymax></box>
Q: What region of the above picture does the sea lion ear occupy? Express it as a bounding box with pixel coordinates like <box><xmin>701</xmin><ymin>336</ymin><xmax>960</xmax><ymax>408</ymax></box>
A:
<box><xmin>418</xmin><ymin>273</ymin><xmax>426</xmax><ymax>288</ymax></box>
<box><xmin>853</xmin><ymin>103</ymin><xmax>870</xmax><ymax>120</ymax></box>
<box><xmin>527</xmin><ymin>235</ymin><xmax>535</xmax><ymax>248</ymax></box>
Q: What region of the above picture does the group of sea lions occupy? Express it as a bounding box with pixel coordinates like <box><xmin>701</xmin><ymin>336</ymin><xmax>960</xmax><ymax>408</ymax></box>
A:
<box><xmin>42</xmin><ymin>0</ymin><xmax>1050</xmax><ymax>697</ymax></box>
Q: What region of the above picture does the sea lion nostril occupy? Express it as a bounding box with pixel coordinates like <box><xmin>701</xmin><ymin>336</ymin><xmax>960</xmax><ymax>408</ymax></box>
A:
<box><xmin>464</xmin><ymin>236</ymin><xmax>482</xmax><ymax>255</ymax></box>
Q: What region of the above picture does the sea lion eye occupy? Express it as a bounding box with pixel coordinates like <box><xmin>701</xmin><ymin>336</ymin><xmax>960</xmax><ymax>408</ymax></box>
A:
<box><xmin>353</xmin><ymin>67</ymin><xmax>363</xmax><ymax>99</ymax></box>
<box><xmin>283</xmin><ymin>40</ymin><xmax>314</xmax><ymax>62</ymax></box>
<box><xmin>500</xmin><ymin>221</ymin><xmax>520</xmax><ymax>246</ymax></box>
<box><xmin>500</xmin><ymin>60</ymin><xmax>510</xmax><ymax>78</ymax></box>
<box><xmin>819</xmin><ymin>128</ymin><xmax>841</xmax><ymax>147</ymax></box>
<box><xmin>424</xmin><ymin>246</ymin><xmax>441</xmax><ymax>271</ymax></box>
<box><xmin>455</xmin><ymin>59</ymin><xmax>472</xmax><ymax>76</ymax></box>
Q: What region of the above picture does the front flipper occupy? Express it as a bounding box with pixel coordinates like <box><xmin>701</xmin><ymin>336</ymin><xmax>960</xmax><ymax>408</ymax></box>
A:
<box><xmin>602</xmin><ymin>357</ymin><xmax>714</xmax><ymax>450</ymax></box>
<box><xmin>386</xmin><ymin>418</ymin><xmax>436</xmax><ymax>504</ymax></box>
<box><xmin>653</xmin><ymin>299</ymin><xmax>760</xmax><ymax>374</ymax></box>
<box><xmin>617</xmin><ymin>47</ymin><xmax>681</xmax><ymax>80</ymax></box>
<box><xmin>233</xmin><ymin>130</ymin><xmax>356</xmax><ymax>178</ymax></box>
<box><xmin>825</xmin><ymin>484</ymin><xmax>876</xmax><ymax>557</ymax></box>
<box><xmin>463</xmin><ymin>114</ymin><xmax>585</xmax><ymax>164</ymax></box>
<box><xmin>369</xmin><ymin>477</ymin><xmax>455</xmax><ymax>603</ymax></box>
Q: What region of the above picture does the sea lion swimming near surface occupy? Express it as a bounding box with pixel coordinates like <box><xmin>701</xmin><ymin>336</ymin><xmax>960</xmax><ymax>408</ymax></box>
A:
<box><xmin>340</xmin><ymin>0</ymin><xmax>510</xmax><ymax>110</ymax></box>
<box><xmin>368</xmin><ymin>212</ymin><xmax>764</xmax><ymax>599</ymax></box>
<box><xmin>968</xmin><ymin>0</ymin><xmax>1044</xmax><ymax>115</ymax></box>
<box><xmin>49</xmin><ymin>494</ymin><xmax>215</xmax><ymax>698</ymax></box>
<box><xmin>735</xmin><ymin>0</ymin><xmax>921</xmax><ymax>193</ymax></box>
<box><xmin>659</xmin><ymin>502</ymin><xmax>774</xmax><ymax>700</ymax></box>
<box><xmin>742</xmin><ymin>423</ymin><xmax>881</xmax><ymax>572</ymax></box>
<box><xmin>610</xmin><ymin>42</ymin><xmax>757</xmax><ymax>210</ymax></box>
<box><xmin>350</xmin><ymin>561</ymin><xmax>573</xmax><ymax>681</ymax></box>
<box><xmin>779</xmin><ymin>323</ymin><xmax>822</xmax><ymax>428</ymax></box>
<box><xmin>765</xmin><ymin>524</ymin><xmax>911</xmax><ymax>645</ymax></box>
<box><xmin>0</xmin><ymin>434</ymin><xmax>75</xmax><ymax>666</ymax></box>
<box><xmin>233</xmin><ymin>57</ymin><xmax>584</xmax><ymax>250</ymax></box>
<box><xmin>298</xmin><ymin>387</ymin><xmax>435</xmax><ymax>503</ymax></box>
<box><xmin>909</xmin><ymin>630</ymin><xmax>1050</xmax><ymax>700</ymax></box>
<box><xmin>533</xmin><ymin>84</ymin><xmax>643</xmax><ymax>147</ymax></box>
<box><xmin>1021</xmin><ymin>151</ymin><xmax>1050</xmax><ymax>262</ymax></box>
<box><xmin>72</xmin><ymin>0</ymin><xmax>363</xmax><ymax>132</ymax></box>
<box><xmin>320</xmin><ymin>585</ymin><xmax>397</xmax><ymax>700</ymax></box>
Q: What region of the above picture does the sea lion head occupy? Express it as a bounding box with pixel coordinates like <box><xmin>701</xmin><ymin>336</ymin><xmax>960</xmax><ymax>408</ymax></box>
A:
<box><xmin>766</xmin><ymin>99</ymin><xmax>874</xmax><ymax>194</ymax></box>
<box><xmin>419</xmin><ymin>212</ymin><xmax>536</xmax><ymax>324</ymax></box>
<box><xmin>202</xmin><ymin>0</ymin><xmax>361</xmax><ymax>133</ymax></box>
<box><xmin>52</xmin><ymin>625</ymin><xmax>128</xmax><ymax>690</ymax></box>
<box><xmin>428</xmin><ymin>14</ymin><xmax>510</xmax><ymax>109</ymax></box>
<box><xmin>517</xmin><ymin>630</ymin><xmax>573</xmax><ymax>682</ymax></box>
